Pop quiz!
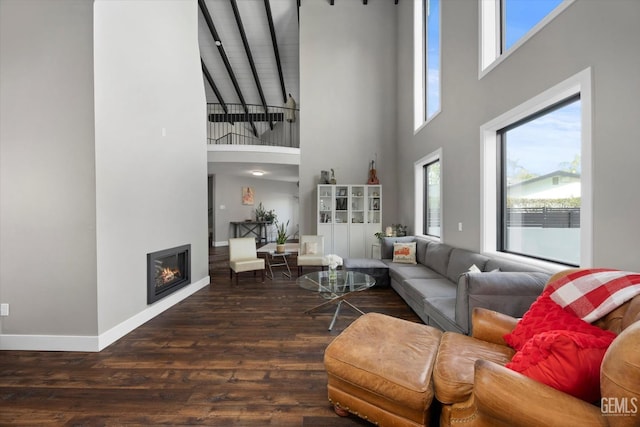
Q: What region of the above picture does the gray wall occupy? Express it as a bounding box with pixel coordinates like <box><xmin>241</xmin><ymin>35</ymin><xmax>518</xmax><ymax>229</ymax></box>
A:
<box><xmin>212</xmin><ymin>175</ymin><xmax>299</xmax><ymax>246</ymax></box>
<box><xmin>93</xmin><ymin>0</ymin><xmax>208</xmax><ymax>334</ymax></box>
<box><xmin>395</xmin><ymin>0</ymin><xmax>640</xmax><ymax>270</ymax></box>
<box><xmin>299</xmin><ymin>0</ymin><xmax>399</xmax><ymax>235</ymax></box>
<box><xmin>0</xmin><ymin>0</ymin><xmax>209</xmax><ymax>344</ymax></box>
<box><xmin>0</xmin><ymin>0</ymin><xmax>98</xmax><ymax>335</ymax></box>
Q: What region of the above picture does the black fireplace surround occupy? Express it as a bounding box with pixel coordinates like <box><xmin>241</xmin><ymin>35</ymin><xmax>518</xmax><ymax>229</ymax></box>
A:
<box><xmin>147</xmin><ymin>244</ymin><xmax>191</xmax><ymax>304</ymax></box>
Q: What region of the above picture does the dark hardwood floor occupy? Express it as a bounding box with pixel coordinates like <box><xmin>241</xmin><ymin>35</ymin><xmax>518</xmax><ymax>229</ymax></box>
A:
<box><xmin>0</xmin><ymin>247</ymin><xmax>420</xmax><ymax>426</ymax></box>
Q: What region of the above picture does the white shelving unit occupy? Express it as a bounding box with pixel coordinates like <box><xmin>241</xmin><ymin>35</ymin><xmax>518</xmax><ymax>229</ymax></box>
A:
<box><xmin>317</xmin><ymin>184</ymin><xmax>382</xmax><ymax>258</ymax></box>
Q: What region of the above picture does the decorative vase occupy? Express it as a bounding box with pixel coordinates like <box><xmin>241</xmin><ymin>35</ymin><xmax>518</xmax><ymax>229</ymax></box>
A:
<box><xmin>328</xmin><ymin>267</ymin><xmax>337</xmax><ymax>282</ymax></box>
<box><xmin>276</xmin><ymin>244</ymin><xmax>285</xmax><ymax>253</ymax></box>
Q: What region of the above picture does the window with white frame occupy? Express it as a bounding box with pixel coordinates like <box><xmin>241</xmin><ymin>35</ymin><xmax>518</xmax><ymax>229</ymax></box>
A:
<box><xmin>481</xmin><ymin>69</ymin><xmax>592</xmax><ymax>268</ymax></box>
<box><xmin>414</xmin><ymin>0</ymin><xmax>441</xmax><ymax>130</ymax></box>
<box><xmin>480</xmin><ymin>0</ymin><xmax>574</xmax><ymax>75</ymax></box>
<box><xmin>415</xmin><ymin>149</ymin><xmax>442</xmax><ymax>238</ymax></box>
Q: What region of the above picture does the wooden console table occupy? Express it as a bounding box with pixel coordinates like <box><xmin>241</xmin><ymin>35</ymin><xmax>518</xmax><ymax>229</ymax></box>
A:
<box><xmin>231</xmin><ymin>221</ymin><xmax>270</xmax><ymax>245</ymax></box>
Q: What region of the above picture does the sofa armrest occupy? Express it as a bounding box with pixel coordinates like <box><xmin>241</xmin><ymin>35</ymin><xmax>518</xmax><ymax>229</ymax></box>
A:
<box><xmin>471</xmin><ymin>308</ymin><xmax>517</xmax><ymax>345</ymax></box>
<box><xmin>456</xmin><ymin>272</ymin><xmax>548</xmax><ymax>335</ymax></box>
<box><xmin>466</xmin><ymin>359</ymin><xmax>606</xmax><ymax>427</ymax></box>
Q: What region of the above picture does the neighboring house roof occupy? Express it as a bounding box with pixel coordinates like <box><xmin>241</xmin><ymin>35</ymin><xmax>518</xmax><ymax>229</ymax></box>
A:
<box><xmin>508</xmin><ymin>170</ymin><xmax>581</xmax><ymax>199</ymax></box>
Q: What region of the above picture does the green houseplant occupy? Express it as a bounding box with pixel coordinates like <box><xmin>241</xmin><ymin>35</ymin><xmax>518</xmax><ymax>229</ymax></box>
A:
<box><xmin>275</xmin><ymin>220</ymin><xmax>289</xmax><ymax>253</ymax></box>
<box><xmin>255</xmin><ymin>202</ymin><xmax>277</xmax><ymax>224</ymax></box>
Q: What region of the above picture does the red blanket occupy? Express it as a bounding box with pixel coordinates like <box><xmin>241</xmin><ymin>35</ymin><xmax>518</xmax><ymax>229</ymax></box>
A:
<box><xmin>547</xmin><ymin>268</ymin><xmax>640</xmax><ymax>323</ymax></box>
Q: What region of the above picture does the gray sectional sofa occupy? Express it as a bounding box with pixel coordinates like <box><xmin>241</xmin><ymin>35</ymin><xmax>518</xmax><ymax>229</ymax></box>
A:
<box><xmin>380</xmin><ymin>236</ymin><xmax>553</xmax><ymax>334</ymax></box>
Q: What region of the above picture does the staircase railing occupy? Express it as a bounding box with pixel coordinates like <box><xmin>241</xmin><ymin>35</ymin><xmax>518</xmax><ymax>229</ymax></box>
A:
<box><xmin>207</xmin><ymin>103</ymin><xmax>299</xmax><ymax>148</ymax></box>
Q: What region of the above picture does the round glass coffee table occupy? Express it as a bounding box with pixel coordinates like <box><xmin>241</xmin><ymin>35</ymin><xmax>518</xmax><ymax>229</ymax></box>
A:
<box><xmin>297</xmin><ymin>270</ymin><xmax>376</xmax><ymax>330</ymax></box>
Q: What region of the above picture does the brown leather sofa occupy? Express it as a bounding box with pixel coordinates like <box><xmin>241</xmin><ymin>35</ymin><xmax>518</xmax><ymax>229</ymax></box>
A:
<box><xmin>433</xmin><ymin>269</ymin><xmax>640</xmax><ymax>427</ymax></box>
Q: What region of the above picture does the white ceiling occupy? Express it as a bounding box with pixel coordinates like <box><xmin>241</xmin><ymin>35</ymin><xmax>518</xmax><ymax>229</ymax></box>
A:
<box><xmin>198</xmin><ymin>0</ymin><xmax>300</xmax><ymax>107</ymax></box>
<box><xmin>207</xmin><ymin>161</ymin><xmax>299</xmax><ymax>182</ymax></box>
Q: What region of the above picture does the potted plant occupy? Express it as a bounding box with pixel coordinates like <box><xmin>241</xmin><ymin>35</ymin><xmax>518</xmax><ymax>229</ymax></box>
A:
<box><xmin>255</xmin><ymin>203</ymin><xmax>277</xmax><ymax>224</ymax></box>
<box><xmin>254</xmin><ymin>202</ymin><xmax>266</xmax><ymax>221</ymax></box>
<box><xmin>275</xmin><ymin>220</ymin><xmax>289</xmax><ymax>253</ymax></box>
<box><xmin>263</xmin><ymin>209</ymin><xmax>277</xmax><ymax>224</ymax></box>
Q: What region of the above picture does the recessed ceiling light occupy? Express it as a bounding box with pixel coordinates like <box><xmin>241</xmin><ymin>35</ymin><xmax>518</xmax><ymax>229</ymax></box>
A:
<box><xmin>251</xmin><ymin>170</ymin><xmax>265</xmax><ymax>176</ymax></box>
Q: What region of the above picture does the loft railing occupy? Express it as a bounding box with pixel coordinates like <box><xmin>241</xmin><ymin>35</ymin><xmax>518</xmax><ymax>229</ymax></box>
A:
<box><xmin>207</xmin><ymin>103</ymin><xmax>299</xmax><ymax>148</ymax></box>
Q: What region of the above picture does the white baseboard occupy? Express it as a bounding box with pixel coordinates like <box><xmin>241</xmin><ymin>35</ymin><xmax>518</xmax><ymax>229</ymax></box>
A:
<box><xmin>0</xmin><ymin>276</ymin><xmax>210</xmax><ymax>352</ymax></box>
<box><xmin>0</xmin><ymin>333</ymin><xmax>100</xmax><ymax>352</ymax></box>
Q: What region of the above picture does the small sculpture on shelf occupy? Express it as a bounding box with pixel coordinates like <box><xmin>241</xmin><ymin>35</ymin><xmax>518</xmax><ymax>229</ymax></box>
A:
<box><xmin>330</xmin><ymin>168</ymin><xmax>337</xmax><ymax>184</ymax></box>
<box><xmin>320</xmin><ymin>170</ymin><xmax>331</xmax><ymax>184</ymax></box>
<box><xmin>368</xmin><ymin>160</ymin><xmax>379</xmax><ymax>184</ymax></box>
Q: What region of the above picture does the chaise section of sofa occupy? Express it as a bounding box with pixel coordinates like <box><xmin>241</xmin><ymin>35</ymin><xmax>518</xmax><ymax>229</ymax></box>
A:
<box><xmin>380</xmin><ymin>237</ymin><xmax>552</xmax><ymax>334</ymax></box>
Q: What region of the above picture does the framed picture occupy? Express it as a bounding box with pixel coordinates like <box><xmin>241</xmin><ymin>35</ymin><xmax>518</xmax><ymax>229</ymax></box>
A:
<box><xmin>242</xmin><ymin>187</ymin><xmax>254</xmax><ymax>205</ymax></box>
<box><xmin>338</xmin><ymin>188</ymin><xmax>347</xmax><ymax>196</ymax></box>
<box><xmin>372</xmin><ymin>199</ymin><xmax>380</xmax><ymax>210</ymax></box>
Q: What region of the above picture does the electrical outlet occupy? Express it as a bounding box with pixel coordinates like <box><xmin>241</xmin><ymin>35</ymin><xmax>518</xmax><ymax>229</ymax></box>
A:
<box><xmin>0</xmin><ymin>303</ymin><xmax>8</xmax><ymax>316</ymax></box>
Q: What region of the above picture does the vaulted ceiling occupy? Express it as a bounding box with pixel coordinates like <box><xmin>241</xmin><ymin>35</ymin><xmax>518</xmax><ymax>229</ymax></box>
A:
<box><xmin>198</xmin><ymin>0</ymin><xmax>399</xmax><ymax>111</ymax></box>
<box><xmin>198</xmin><ymin>0</ymin><xmax>300</xmax><ymax>110</ymax></box>
<box><xmin>199</xmin><ymin>0</ymin><xmax>398</xmax><ymax>182</ymax></box>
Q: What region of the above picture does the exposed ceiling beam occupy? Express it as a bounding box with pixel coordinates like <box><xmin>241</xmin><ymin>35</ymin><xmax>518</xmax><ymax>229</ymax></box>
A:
<box><xmin>264</xmin><ymin>0</ymin><xmax>287</xmax><ymax>104</ymax></box>
<box><xmin>229</xmin><ymin>0</ymin><xmax>273</xmax><ymax>130</ymax></box>
<box><xmin>201</xmin><ymin>58</ymin><xmax>231</xmax><ymax>121</ymax></box>
<box><xmin>198</xmin><ymin>0</ymin><xmax>258</xmax><ymax>137</ymax></box>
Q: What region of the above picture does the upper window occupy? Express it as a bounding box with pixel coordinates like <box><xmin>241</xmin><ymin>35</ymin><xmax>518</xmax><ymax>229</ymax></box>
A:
<box><xmin>480</xmin><ymin>0</ymin><xmax>574</xmax><ymax>75</ymax></box>
<box><xmin>414</xmin><ymin>0</ymin><xmax>441</xmax><ymax>130</ymax></box>
<box><xmin>426</xmin><ymin>0</ymin><xmax>441</xmax><ymax>119</ymax></box>
<box><xmin>414</xmin><ymin>149</ymin><xmax>442</xmax><ymax>239</ymax></box>
<box><xmin>502</xmin><ymin>0</ymin><xmax>563</xmax><ymax>51</ymax></box>
<box><xmin>498</xmin><ymin>95</ymin><xmax>581</xmax><ymax>265</ymax></box>
<box><xmin>481</xmin><ymin>68</ymin><xmax>592</xmax><ymax>269</ymax></box>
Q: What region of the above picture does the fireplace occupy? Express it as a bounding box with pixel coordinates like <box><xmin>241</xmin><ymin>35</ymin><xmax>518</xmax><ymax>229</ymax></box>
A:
<box><xmin>147</xmin><ymin>244</ymin><xmax>191</xmax><ymax>304</ymax></box>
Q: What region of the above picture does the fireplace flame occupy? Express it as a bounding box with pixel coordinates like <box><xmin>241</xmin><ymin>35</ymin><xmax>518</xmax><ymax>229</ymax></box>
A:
<box><xmin>159</xmin><ymin>267</ymin><xmax>181</xmax><ymax>284</ymax></box>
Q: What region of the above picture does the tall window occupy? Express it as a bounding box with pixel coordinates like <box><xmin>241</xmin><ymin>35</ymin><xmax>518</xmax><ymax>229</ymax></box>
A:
<box><xmin>424</xmin><ymin>160</ymin><xmax>441</xmax><ymax>237</ymax></box>
<box><xmin>426</xmin><ymin>0</ymin><xmax>441</xmax><ymax>119</ymax></box>
<box><xmin>414</xmin><ymin>149</ymin><xmax>442</xmax><ymax>239</ymax></box>
<box><xmin>481</xmin><ymin>68</ymin><xmax>591</xmax><ymax>268</ymax></box>
<box><xmin>480</xmin><ymin>0</ymin><xmax>573</xmax><ymax>74</ymax></box>
<box><xmin>414</xmin><ymin>0</ymin><xmax>441</xmax><ymax>129</ymax></box>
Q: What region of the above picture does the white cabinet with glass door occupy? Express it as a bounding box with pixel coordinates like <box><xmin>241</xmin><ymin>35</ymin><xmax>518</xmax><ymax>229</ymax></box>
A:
<box><xmin>365</xmin><ymin>185</ymin><xmax>382</xmax><ymax>257</ymax></box>
<box><xmin>317</xmin><ymin>185</ymin><xmax>334</xmax><ymax>254</ymax></box>
<box><xmin>333</xmin><ymin>185</ymin><xmax>349</xmax><ymax>256</ymax></box>
<box><xmin>317</xmin><ymin>184</ymin><xmax>381</xmax><ymax>258</ymax></box>
<box><xmin>349</xmin><ymin>186</ymin><xmax>366</xmax><ymax>258</ymax></box>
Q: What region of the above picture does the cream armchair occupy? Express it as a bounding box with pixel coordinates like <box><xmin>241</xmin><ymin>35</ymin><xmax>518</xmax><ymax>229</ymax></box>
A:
<box><xmin>297</xmin><ymin>235</ymin><xmax>328</xmax><ymax>276</ymax></box>
<box><xmin>229</xmin><ymin>238</ymin><xmax>264</xmax><ymax>285</ymax></box>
